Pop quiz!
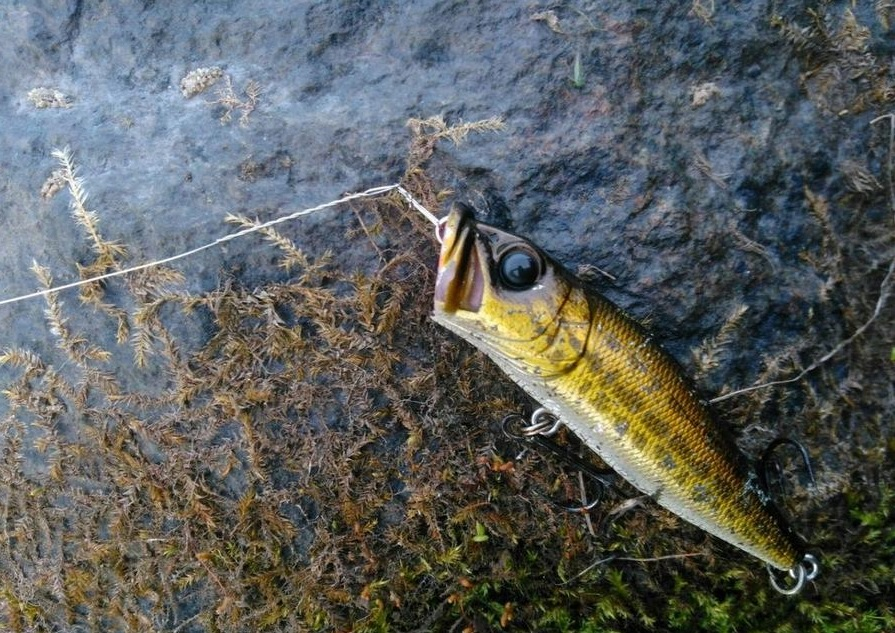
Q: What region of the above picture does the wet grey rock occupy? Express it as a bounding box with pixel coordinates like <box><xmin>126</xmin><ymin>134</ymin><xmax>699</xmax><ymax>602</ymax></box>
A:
<box><xmin>1</xmin><ymin>0</ymin><xmax>893</xmax><ymax>627</ymax></box>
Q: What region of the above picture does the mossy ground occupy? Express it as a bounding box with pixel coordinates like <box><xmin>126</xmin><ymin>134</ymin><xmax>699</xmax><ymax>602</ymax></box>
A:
<box><xmin>3</xmin><ymin>22</ymin><xmax>895</xmax><ymax>633</ymax></box>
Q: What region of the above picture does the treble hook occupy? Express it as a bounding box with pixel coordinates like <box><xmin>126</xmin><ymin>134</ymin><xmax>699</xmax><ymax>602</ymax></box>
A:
<box><xmin>758</xmin><ymin>436</ymin><xmax>820</xmax><ymax>595</ymax></box>
<box><xmin>759</xmin><ymin>437</ymin><xmax>816</xmax><ymax>497</ymax></box>
<box><xmin>502</xmin><ymin>410</ymin><xmax>613</xmax><ymax>512</ymax></box>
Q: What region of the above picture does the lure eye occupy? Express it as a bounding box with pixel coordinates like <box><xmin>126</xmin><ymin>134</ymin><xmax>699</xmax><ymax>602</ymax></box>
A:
<box><xmin>497</xmin><ymin>247</ymin><xmax>542</xmax><ymax>290</ymax></box>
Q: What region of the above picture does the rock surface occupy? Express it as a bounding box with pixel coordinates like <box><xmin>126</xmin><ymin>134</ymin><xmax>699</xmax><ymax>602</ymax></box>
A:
<box><xmin>1</xmin><ymin>1</ymin><xmax>893</xmax><ymax>631</ymax></box>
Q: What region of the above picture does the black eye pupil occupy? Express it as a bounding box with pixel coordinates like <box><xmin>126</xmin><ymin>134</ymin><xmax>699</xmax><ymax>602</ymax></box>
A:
<box><xmin>498</xmin><ymin>249</ymin><xmax>541</xmax><ymax>289</ymax></box>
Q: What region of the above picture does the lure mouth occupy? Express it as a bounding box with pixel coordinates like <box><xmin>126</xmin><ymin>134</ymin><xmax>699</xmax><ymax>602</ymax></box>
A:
<box><xmin>434</xmin><ymin>203</ymin><xmax>485</xmax><ymax>314</ymax></box>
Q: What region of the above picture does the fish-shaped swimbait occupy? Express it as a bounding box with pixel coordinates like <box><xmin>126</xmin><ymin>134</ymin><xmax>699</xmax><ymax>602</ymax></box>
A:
<box><xmin>431</xmin><ymin>203</ymin><xmax>818</xmax><ymax>594</ymax></box>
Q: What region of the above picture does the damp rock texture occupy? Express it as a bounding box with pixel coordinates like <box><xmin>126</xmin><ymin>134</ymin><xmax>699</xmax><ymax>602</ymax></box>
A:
<box><xmin>1</xmin><ymin>1</ymin><xmax>894</xmax><ymax>631</ymax></box>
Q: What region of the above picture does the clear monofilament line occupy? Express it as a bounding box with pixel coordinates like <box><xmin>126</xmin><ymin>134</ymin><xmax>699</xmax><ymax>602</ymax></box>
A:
<box><xmin>0</xmin><ymin>184</ymin><xmax>438</xmax><ymax>308</ymax></box>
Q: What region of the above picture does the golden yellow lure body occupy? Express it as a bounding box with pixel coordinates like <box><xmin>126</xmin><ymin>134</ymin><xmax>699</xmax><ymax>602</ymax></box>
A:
<box><xmin>431</xmin><ymin>203</ymin><xmax>817</xmax><ymax>593</ymax></box>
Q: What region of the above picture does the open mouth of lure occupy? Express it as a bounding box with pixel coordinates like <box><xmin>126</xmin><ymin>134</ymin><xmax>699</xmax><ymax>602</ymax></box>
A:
<box><xmin>434</xmin><ymin>206</ymin><xmax>485</xmax><ymax>313</ymax></box>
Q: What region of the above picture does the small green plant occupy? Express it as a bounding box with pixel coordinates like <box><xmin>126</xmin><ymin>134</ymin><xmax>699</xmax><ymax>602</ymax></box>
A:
<box><xmin>472</xmin><ymin>521</ymin><xmax>489</xmax><ymax>543</ymax></box>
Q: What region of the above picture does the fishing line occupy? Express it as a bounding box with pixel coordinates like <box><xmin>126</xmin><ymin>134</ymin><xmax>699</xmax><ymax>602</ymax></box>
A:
<box><xmin>3</xmin><ymin>161</ymin><xmax>889</xmax><ymax>407</ymax></box>
<box><xmin>0</xmin><ymin>184</ymin><xmax>438</xmax><ymax>308</ymax></box>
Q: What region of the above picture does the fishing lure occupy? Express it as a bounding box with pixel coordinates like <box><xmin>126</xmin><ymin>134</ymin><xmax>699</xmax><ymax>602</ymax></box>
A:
<box><xmin>431</xmin><ymin>202</ymin><xmax>819</xmax><ymax>594</ymax></box>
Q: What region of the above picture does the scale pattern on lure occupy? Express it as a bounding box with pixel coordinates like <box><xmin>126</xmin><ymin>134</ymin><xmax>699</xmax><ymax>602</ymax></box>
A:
<box><xmin>431</xmin><ymin>203</ymin><xmax>818</xmax><ymax>594</ymax></box>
